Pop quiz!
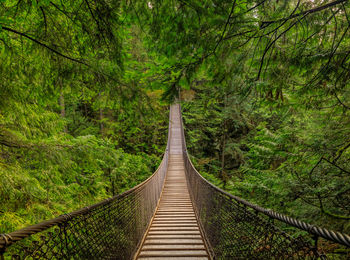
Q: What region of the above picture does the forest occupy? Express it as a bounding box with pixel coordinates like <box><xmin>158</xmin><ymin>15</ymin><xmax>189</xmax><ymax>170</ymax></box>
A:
<box><xmin>0</xmin><ymin>0</ymin><xmax>349</xmax><ymax>252</ymax></box>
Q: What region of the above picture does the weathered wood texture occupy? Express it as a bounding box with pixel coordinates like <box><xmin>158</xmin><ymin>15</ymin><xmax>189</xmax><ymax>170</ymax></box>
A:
<box><xmin>136</xmin><ymin>104</ymin><xmax>209</xmax><ymax>259</ymax></box>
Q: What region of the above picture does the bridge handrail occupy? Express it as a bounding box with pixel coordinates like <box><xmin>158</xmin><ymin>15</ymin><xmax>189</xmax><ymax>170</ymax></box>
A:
<box><xmin>186</xmin><ymin>154</ymin><xmax>350</xmax><ymax>247</ymax></box>
<box><xmin>0</xmin><ymin>108</ymin><xmax>172</xmax><ymax>259</ymax></box>
<box><xmin>0</xmin><ymin>153</ymin><xmax>167</xmax><ymax>247</ymax></box>
<box><xmin>177</xmin><ymin>102</ymin><xmax>350</xmax><ymax>258</ymax></box>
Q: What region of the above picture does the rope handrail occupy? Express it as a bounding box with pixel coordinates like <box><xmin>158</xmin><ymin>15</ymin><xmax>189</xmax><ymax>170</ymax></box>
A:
<box><xmin>1</xmin><ymin>102</ymin><xmax>349</xmax><ymax>259</ymax></box>
<box><xmin>177</xmin><ymin>102</ymin><xmax>350</xmax><ymax>258</ymax></box>
<box><xmin>186</xmin><ymin>155</ymin><xmax>350</xmax><ymax>247</ymax></box>
<box><xmin>0</xmin><ymin>155</ymin><xmax>166</xmax><ymax>248</ymax></box>
<box><xmin>0</xmin><ymin>109</ymin><xmax>173</xmax><ymax>259</ymax></box>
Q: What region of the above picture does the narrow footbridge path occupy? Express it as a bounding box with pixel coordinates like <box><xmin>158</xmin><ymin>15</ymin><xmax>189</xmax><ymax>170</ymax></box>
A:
<box><xmin>136</xmin><ymin>105</ymin><xmax>209</xmax><ymax>259</ymax></box>
<box><xmin>1</xmin><ymin>103</ymin><xmax>349</xmax><ymax>259</ymax></box>
<box><xmin>136</xmin><ymin>154</ymin><xmax>208</xmax><ymax>259</ymax></box>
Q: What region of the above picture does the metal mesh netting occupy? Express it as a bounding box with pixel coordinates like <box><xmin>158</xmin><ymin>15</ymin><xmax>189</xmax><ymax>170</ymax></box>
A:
<box><xmin>0</xmin><ymin>154</ymin><xmax>168</xmax><ymax>259</ymax></box>
<box><xmin>183</xmin><ymin>155</ymin><xmax>316</xmax><ymax>259</ymax></box>
<box><xmin>2</xmin><ymin>104</ymin><xmax>350</xmax><ymax>259</ymax></box>
<box><xmin>176</xmin><ymin>103</ymin><xmax>350</xmax><ymax>259</ymax></box>
<box><xmin>0</xmin><ymin>103</ymin><xmax>173</xmax><ymax>260</ymax></box>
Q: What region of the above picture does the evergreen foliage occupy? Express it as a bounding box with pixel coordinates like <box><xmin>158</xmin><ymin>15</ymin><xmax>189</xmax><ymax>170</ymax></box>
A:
<box><xmin>0</xmin><ymin>0</ymin><xmax>167</xmax><ymax>233</ymax></box>
<box><xmin>1</xmin><ymin>0</ymin><xmax>349</xmax><ymax>254</ymax></box>
<box><xmin>154</xmin><ymin>0</ymin><xmax>350</xmax><ymax>238</ymax></box>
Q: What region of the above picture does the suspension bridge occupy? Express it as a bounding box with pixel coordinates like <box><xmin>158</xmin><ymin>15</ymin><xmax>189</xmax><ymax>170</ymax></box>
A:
<box><xmin>1</xmin><ymin>103</ymin><xmax>349</xmax><ymax>259</ymax></box>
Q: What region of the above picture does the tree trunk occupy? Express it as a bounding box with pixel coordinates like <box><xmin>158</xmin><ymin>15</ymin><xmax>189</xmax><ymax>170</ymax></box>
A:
<box><xmin>221</xmin><ymin>133</ymin><xmax>226</xmax><ymax>188</ymax></box>
<box><xmin>98</xmin><ymin>92</ymin><xmax>104</xmax><ymax>135</ymax></box>
<box><xmin>60</xmin><ymin>92</ymin><xmax>65</xmax><ymax>117</ymax></box>
<box><xmin>221</xmin><ymin>93</ymin><xmax>227</xmax><ymax>188</ymax></box>
<box><xmin>59</xmin><ymin>78</ymin><xmax>67</xmax><ymax>132</ymax></box>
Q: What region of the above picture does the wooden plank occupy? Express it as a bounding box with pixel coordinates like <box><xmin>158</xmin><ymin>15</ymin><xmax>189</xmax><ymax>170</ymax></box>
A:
<box><xmin>147</xmin><ymin>235</ymin><xmax>202</xmax><ymax>239</ymax></box>
<box><xmin>144</xmin><ymin>239</ymin><xmax>204</xmax><ymax>244</ymax></box>
<box><xmin>135</xmin><ymin>104</ymin><xmax>209</xmax><ymax>259</ymax></box>
<box><xmin>149</xmin><ymin>227</ymin><xmax>199</xmax><ymax>231</ymax></box>
<box><xmin>152</xmin><ymin>220</ymin><xmax>197</xmax><ymax>223</ymax></box>
<box><xmin>153</xmin><ymin>216</ymin><xmax>196</xmax><ymax>219</ymax></box>
<box><xmin>151</xmin><ymin>224</ymin><xmax>198</xmax><ymax>227</ymax></box>
<box><xmin>139</xmin><ymin>250</ymin><xmax>208</xmax><ymax>257</ymax></box>
<box><xmin>141</xmin><ymin>244</ymin><xmax>205</xmax><ymax>250</ymax></box>
<box><xmin>147</xmin><ymin>231</ymin><xmax>201</xmax><ymax>235</ymax></box>
<box><xmin>138</xmin><ymin>257</ymin><xmax>208</xmax><ymax>260</ymax></box>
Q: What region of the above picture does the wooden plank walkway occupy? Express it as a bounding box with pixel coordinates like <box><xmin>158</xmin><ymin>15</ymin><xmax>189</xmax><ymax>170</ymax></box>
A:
<box><xmin>135</xmin><ymin>104</ymin><xmax>209</xmax><ymax>259</ymax></box>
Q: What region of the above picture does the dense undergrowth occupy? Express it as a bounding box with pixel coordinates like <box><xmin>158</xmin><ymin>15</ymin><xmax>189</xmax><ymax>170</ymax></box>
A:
<box><xmin>182</xmin><ymin>87</ymin><xmax>350</xmax><ymax>235</ymax></box>
<box><xmin>0</xmin><ymin>0</ymin><xmax>167</xmax><ymax>233</ymax></box>
<box><xmin>1</xmin><ymin>0</ymin><xmax>349</xmax><ymax>247</ymax></box>
<box><xmin>130</xmin><ymin>0</ymin><xmax>350</xmax><ymax>237</ymax></box>
<box><xmin>0</xmin><ymin>89</ymin><xmax>166</xmax><ymax>234</ymax></box>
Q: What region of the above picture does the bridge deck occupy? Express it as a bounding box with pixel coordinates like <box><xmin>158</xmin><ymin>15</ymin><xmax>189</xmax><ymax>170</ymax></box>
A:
<box><xmin>135</xmin><ymin>105</ymin><xmax>209</xmax><ymax>259</ymax></box>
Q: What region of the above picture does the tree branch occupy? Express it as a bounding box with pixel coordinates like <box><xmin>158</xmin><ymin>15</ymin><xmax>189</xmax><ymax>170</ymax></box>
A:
<box><xmin>257</xmin><ymin>13</ymin><xmax>307</xmax><ymax>80</ymax></box>
<box><xmin>318</xmin><ymin>194</ymin><xmax>350</xmax><ymax>220</ymax></box>
<box><xmin>322</xmin><ymin>157</ymin><xmax>350</xmax><ymax>174</ymax></box>
<box><xmin>1</xmin><ymin>26</ymin><xmax>89</xmax><ymax>66</ymax></box>
<box><xmin>212</xmin><ymin>0</ymin><xmax>236</xmax><ymax>54</ymax></box>
<box><xmin>260</xmin><ymin>0</ymin><xmax>347</xmax><ymax>28</ymax></box>
<box><xmin>40</xmin><ymin>6</ymin><xmax>47</xmax><ymax>35</ymax></box>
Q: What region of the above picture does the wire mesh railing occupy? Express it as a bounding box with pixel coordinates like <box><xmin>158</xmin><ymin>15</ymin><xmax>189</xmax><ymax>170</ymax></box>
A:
<box><xmin>177</xmin><ymin>103</ymin><xmax>350</xmax><ymax>259</ymax></box>
<box><xmin>0</xmin><ymin>112</ymin><xmax>172</xmax><ymax>260</ymax></box>
<box><xmin>2</xmin><ymin>103</ymin><xmax>350</xmax><ymax>259</ymax></box>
